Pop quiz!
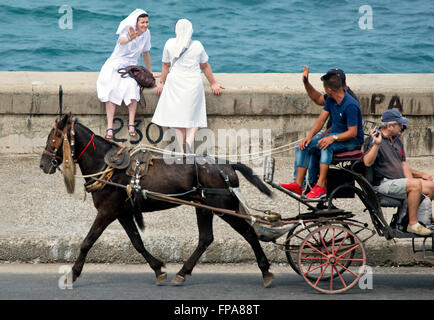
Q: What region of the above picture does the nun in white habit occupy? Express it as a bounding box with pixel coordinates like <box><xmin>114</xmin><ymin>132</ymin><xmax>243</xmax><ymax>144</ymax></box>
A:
<box><xmin>97</xmin><ymin>9</ymin><xmax>153</xmax><ymax>138</ymax></box>
<box><xmin>152</xmin><ymin>19</ymin><xmax>223</xmax><ymax>152</ymax></box>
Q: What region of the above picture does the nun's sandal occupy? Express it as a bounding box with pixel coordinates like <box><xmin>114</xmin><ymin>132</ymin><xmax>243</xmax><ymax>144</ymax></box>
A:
<box><xmin>105</xmin><ymin>128</ymin><xmax>114</xmax><ymax>140</ymax></box>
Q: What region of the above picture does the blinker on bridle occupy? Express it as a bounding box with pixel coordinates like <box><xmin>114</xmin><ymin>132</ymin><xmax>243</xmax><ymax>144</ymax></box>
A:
<box><xmin>43</xmin><ymin>119</ymin><xmax>88</xmax><ymax>170</ymax></box>
<box><xmin>43</xmin><ymin>122</ymin><xmax>69</xmax><ymax>169</ymax></box>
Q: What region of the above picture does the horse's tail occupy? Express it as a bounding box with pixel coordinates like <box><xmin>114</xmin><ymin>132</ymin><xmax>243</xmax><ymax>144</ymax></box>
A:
<box><xmin>133</xmin><ymin>209</ymin><xmax>145</xmax><ymax>231</ymax></box>
<box><xmin>232</xmin><ymin>163</ymin><xmax>272</xmax><ymax>197</ymax></box>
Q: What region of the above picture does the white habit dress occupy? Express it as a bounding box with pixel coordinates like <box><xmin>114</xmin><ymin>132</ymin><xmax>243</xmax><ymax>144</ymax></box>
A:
<box><xmin>97</xmin><ymin>30</ymin><xmax>151</xmax><ymax>106</ymax></box>
<box><xmin>152</xmin><ymin>39</ymin><xmax>209</xmax><ymax>128</ymax></box>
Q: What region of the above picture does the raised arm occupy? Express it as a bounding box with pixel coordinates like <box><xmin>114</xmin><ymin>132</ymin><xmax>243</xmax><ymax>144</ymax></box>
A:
<box><xmin>303</xmin><ymin>65</ymin><xmax>326</xmax><ymax>106</ymax></box>
<box><xmin>119</xmin><ymin>26</ymin><xmax>139</xmax><ymax>45</ymax></box>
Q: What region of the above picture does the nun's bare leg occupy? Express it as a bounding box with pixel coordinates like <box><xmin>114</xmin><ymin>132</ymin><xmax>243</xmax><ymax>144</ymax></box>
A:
<box><xmin>105</xmin><ymin>101</ymin><xmax>116</xmax><ymax>138</ymax></box>
<box><xmin>128</xmin><ymin>100</ymin><xmax>137</xmax><ymax>136</ymax></box>
<box><xmin>174</xmin><ymin>128</ymin><xmax>186</xmax><ymax>153</ymax></box>
<box><xmin>186</xmin><ymin>127</ymin><xmax>199</xmax><ymax>151</ymax></box>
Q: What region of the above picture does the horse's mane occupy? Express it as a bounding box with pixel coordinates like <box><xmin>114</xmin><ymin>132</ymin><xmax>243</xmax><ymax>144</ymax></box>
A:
<box><xmin>74</xmin><ymin>118</ymin><xmax>122</xmax><ymax>148</ymax></box>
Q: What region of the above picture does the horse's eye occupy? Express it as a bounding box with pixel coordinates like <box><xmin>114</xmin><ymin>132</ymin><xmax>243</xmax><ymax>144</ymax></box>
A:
<box><xmin>56</xmin><ymin>133</ymin><xmax>62</xmax><ymax>138</ymax></box>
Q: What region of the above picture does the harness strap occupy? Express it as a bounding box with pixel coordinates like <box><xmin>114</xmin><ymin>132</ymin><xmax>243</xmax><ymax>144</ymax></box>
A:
<box><xmin>76</xmin><ymin>134</ymin><xmax>95</xmax><ymax>162</ymax></box>
<box><xmin>191</xmin><ymin>155</ymin><xmax>234</xmax><ymax>198</ymax></box>
<box><xmin>215</xmin><ymin>163</ymin><xmax>233</xmax><ymax>191</ymax></box>
<box><xmin>141</xmin><ymin>190</ymin><xmax>271</xmax><ymax>225</ymax></box>
<box><xmin>70</xmin><ymin>119</ymin><xmax>76</xmax><ymax>158</ymax></box>
<box><xmin>84</xmin><ymin>163</ymin><xmax>114</xmax><ymax>193</ymax></box>
<box><xmin>191</xmin><ymin>154</ymin><xmax>205</xmax><ymax>194</ymax></box>
<box><xmin>199</xmin><ymin>188</ymin><xmax>233</xmax><ymax>196</ymax></box>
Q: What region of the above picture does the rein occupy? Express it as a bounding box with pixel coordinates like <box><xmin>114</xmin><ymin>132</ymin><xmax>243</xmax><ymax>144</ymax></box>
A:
<box><xmin>88</xmin><ymin>175</ymin><xmax>271</xmax><ymax>225</ymax></box>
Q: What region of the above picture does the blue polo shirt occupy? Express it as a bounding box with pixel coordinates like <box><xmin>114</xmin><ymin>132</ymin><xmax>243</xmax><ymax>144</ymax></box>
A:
<box><xmin>323</xmin><ymin>92</ymin><xmax>364</xmax><ymax>144</ymax></box>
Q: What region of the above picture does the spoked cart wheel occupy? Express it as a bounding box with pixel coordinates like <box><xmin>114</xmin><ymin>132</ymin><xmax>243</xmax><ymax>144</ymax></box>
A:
<box><xmin>285</xmin><ymin>222</ymin><xmax>317</xmax><ymax>276</ymax></box>
<box><xmin>298</xmin><ymin>225</ymin><xmax>366</xmax><ymax>294</ymax></box>
<box><xmin>285</xmin><ymin>222</ymin><xmax>355</xmax><ymax>281</ymax></box>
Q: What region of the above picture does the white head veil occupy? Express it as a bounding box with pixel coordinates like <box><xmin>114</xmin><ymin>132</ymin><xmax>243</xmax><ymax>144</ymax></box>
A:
<box><xmin>173</xmin><ymin>19</ymin><xmax>193</xmax><ymax>58</ymax></box>
<box><xmin>116</xmin><ymin>9</ymin><xmax>148</xmax><ymax>35</ymax></box>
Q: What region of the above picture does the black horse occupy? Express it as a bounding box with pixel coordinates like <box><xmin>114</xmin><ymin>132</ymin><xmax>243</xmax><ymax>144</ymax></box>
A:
<box><xmin>40</xmin><ymin>113</ymin><xmax>274</xmax><ymax>286</ymax></box>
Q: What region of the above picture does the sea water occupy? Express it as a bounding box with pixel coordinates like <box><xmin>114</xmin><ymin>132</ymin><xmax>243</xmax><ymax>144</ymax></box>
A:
<box><xmin>0</xmin><ymin>0</ymin><xmax>433</xmax><ymax>73</ymax></box>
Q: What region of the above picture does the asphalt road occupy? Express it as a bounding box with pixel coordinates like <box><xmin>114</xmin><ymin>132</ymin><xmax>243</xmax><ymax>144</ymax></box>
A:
<box><xmin>1</xmin><ymin>263</ymin><xmax>433</xmax><ymax>301</ymax></box>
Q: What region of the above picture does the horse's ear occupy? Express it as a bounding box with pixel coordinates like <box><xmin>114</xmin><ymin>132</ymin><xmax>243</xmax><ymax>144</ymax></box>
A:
<box><xmin>57</xmin><ymin>114</ymin><xmax>67</xmax><ymax>129</ymax></box>
<box><xmin>57</xmin><ymin>112</ymin><xmax>73</xmax><ymax>129</ymax></box>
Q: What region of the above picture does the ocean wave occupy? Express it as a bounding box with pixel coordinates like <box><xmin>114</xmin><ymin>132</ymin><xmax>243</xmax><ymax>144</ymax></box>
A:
<box><xmin>221</xmin><ymin>0</ymin><xmax>266</xmax><ymax>5</ymax></box>
<box><xmin>0</xmin><ymin>1</ymin><xmax>433</xmax><ymax>73</ymax></box>
<box><xmin>0</xmin><ymin>46</ymin><xmax>105</xmax><ymax>57</ymax></box>
<box><xmin>0</xmin><ymin>4</ymin><xmax>124</xmax><ymax>22</ymax></box>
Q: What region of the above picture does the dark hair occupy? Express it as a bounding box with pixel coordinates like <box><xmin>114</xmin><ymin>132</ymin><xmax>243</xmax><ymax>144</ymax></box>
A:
<box><xmin>137</xmin><ymin>13</ymin><xmax>149</xmax><ymax>22</ymax></box>
<box><xmin>323</xmin><ymin>75</ymin><xmax>343</xmax><ymax>91</ymax></box>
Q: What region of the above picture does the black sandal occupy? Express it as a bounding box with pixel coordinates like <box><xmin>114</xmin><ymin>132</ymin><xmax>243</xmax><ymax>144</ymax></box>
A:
<box><xmin>105</xmin><ymin>128</ymin><xmax>114</xmax><ymax>140</ymax></box>
<box><xmin>128</xmin><ymin>124</ymin><xmax>137</xmax><ymax>137</ymax></box>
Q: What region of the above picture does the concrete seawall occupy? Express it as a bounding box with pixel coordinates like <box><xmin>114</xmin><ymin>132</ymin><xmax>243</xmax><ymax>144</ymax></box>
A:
<box><xmin>0</xmin><ymin>72</ymin><xmax>433</xmax><ymax>156</ymax></box>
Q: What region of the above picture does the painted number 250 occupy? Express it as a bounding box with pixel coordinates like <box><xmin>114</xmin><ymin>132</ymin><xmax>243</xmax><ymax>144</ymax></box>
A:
<box><xmin>111</xmin><ymin>118</ymin><xmax>163</xmax><ymax>145</ymax></box>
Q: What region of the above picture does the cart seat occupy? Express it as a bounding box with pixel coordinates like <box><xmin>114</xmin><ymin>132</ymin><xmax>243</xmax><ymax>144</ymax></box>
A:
<box><xmin>332</xmin><ymin>150</ymin><xmax>364</xmax><ymax>161</ymax></box>
<box><xmin>377</xmin><ymin>194</ymin><xmax>404</xmax><ymax>208</ymax></box>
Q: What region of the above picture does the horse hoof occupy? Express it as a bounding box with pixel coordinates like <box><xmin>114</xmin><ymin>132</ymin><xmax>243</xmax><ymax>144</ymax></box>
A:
<box><xmin>263</xmin><ymin>272</ymin><xmax>274</xmax><ymax>288</ymax></box>
<box><xmin>171</xmin><ymin>274</ymin><xmax>185</xmax><ymax>285</ymax></box>
<box><xmin>156</xmin><ymin>272</ymin><xmax>167</xmax><ymax>286</ymax></box>
<box><xmin>160</xmin><ymin>260</ymin><xmax>167</xmax><ymax>269</ymax></box>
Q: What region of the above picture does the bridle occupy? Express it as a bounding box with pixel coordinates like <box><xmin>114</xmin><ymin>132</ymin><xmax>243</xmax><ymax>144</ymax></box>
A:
<box><xmin>43</xmin><ymin>118</ymin><xmax>95</xmax><ymax>170</ymax></box>
<box><xmin>43</xmin><ymin>121</ymin><xmax>71</xmax><ymax>169</ymax></box>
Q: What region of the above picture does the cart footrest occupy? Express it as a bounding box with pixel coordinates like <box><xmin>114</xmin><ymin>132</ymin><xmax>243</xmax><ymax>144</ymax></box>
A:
<box><xmin>291</xmin><ymin>210</ymin><xmax>354</xmax><ymax>220</ymax></box>
<box><xmin>300</xmin><ymin>196</ymin><xmax>328</xmax><ymax>203</ymax></box>
<box><xmin>389</xmin><ymin>228</ymin><xmax>434</xmax><ymax>239</ymax></box>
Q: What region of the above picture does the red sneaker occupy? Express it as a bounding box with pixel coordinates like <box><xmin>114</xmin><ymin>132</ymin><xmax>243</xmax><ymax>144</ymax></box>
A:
<box><xmin>305</xmin><ymin>184</ymin><xmax>327</xmax><ymax>199</ymax></box>
<box><xmin>280</xmin><ymin>182</ymin><xmax>303</xmax><ymax>195</ymax></box>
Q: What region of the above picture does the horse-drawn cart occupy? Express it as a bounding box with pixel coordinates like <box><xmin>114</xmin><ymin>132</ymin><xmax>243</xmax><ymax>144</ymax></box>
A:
<box><xmin>260</xmin><ymin>151</ymin><xmax>433</xmax><ymax>293</ymax></box>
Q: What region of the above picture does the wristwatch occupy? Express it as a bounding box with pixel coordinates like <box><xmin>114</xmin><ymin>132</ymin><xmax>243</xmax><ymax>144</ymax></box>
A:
<box><xmin>333</xmin><ymin>135</ymin><xmax>338</xmax><ymax>141</ymax></box>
